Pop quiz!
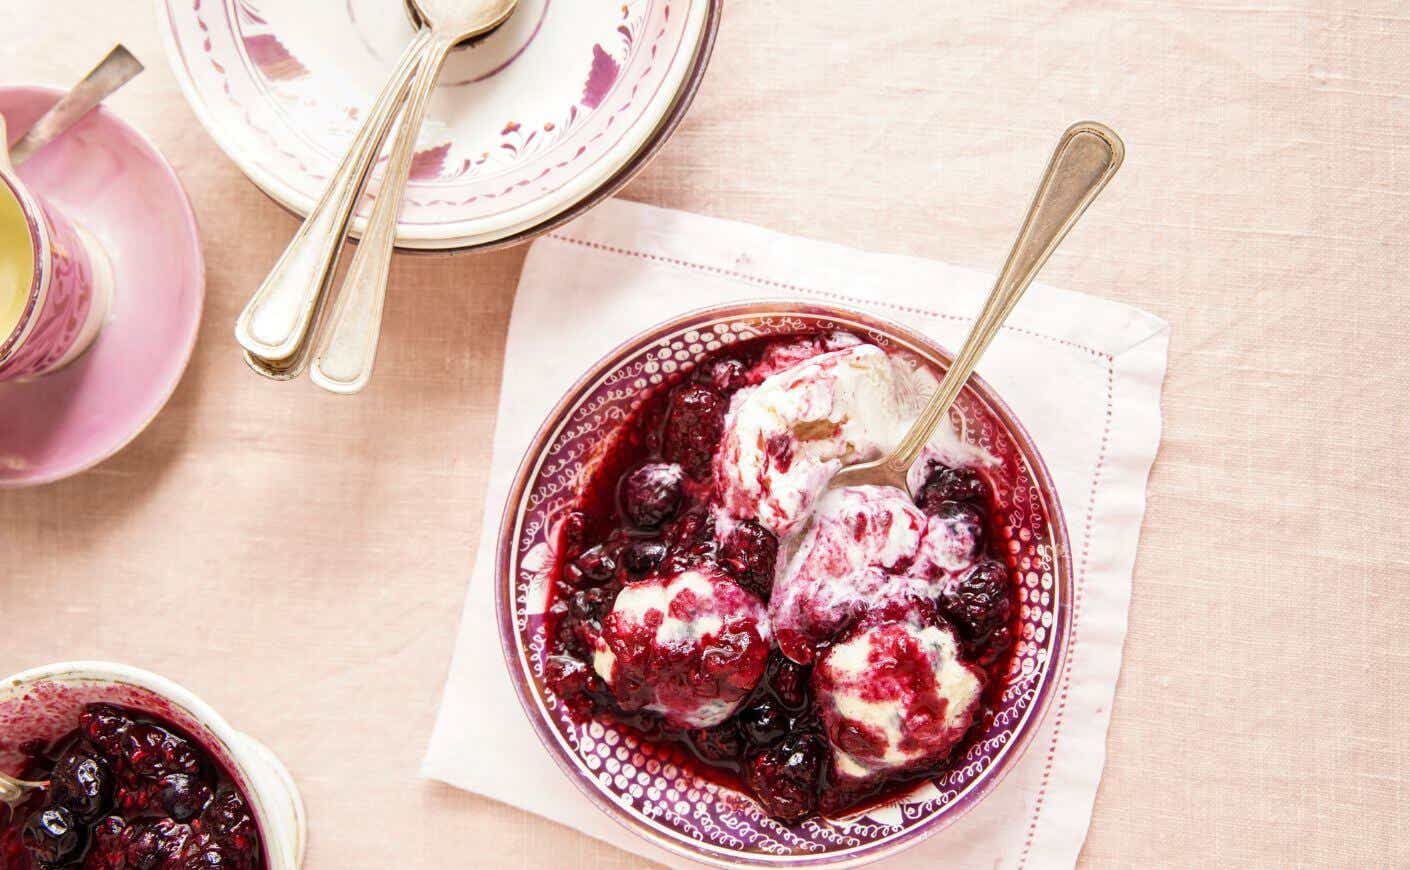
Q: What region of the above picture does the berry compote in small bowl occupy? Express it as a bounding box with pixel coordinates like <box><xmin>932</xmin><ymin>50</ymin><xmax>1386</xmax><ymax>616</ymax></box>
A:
<box><xmin>0</xmin><ymin>662</ymin><xmax>305</xmax><ymax>869</ymax></box>
<box><xmin>497</xmin><ymin>301</ymin><xmax>1073</xmax><ymax>867</ymax></box>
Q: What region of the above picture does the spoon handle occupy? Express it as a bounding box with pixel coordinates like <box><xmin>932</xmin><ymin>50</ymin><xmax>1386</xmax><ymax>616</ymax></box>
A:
<box><xmin>235</xmin><ymin>28</ymin><xmax>434</xmax><ymax>365</ymax></box>
<box><xmin>309</xmin><ymin>35</ymin><xmax>455</xmax><ymax>395</ymax></box>
<box><xmin>0</xmin><ymin>771</ymin><xmax>47</xmax><ymax>809</ymax></box>
<box><xmin>883</xmin><ymin>122</ymin><xmax>1124</xmax><ymax>478</ymax></box>
<box><xmin>8</xmin><ymin>45</ymin><xmax>144</xmax><ymax>167</ymax></box>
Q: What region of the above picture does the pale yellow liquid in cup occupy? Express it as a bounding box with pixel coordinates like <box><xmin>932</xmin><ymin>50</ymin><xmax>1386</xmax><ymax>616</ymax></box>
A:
<box><xmin>0</xmin><ymin>180</ymin><xmax>36</xmax><ymax>343</ymax></box>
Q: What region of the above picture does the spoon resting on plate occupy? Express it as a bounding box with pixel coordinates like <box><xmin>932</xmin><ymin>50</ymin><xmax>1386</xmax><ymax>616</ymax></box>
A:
<box><xmin>826</xmin><ymin>121</ymin><xmax>1124</xmax><ymax>498</ymax></box>
<box><xmin>236</xmin><ymin>0</ymin><xmax>518</xmax><ymax>381</ymax></box>
<box><xmin>6</xmin><ymin>45</ymin><xmax>143</xmax><ymax>166</ymax></box>
<box><xmin>308</xmin><ymin>0</ymin><xmax>519</xmax><ymax>395</ymax></box>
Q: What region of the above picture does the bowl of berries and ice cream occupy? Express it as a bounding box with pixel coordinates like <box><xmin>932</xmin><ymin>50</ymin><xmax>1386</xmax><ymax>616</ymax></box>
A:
<box><xmin>0</xmin><ymin>662</ymin><xmax>305</xmax><ymax>869</ymax></box>
<box><xmin>499</xmin><ymin>301</ymin><xmax>1072</xmax><ymax>867</ymax></box>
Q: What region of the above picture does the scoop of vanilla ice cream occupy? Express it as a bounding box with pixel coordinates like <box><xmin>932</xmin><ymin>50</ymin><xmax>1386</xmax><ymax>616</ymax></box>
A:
<box><xmin>715</xmin><ymin>345</ymin><xmax>909</xmax><ymax>540</ymax></box>
<box><xmin>591</xmin><ymin>568</ymin><xmax>772</xmax><ymax>728</ymax></box>
<box><xmin>814</xmin><ymin>617</ymin><xmax>984</xmax><ymax>781</ymax></box>
<box><xmin>768</xmin><ymin>485</ymin><xmax>930</xmax><ymax>662</ymax></box>
<box><xmin>911</xmin><ymin>502</ymin><xmax>986</xmax><ymax>580</ymax></box>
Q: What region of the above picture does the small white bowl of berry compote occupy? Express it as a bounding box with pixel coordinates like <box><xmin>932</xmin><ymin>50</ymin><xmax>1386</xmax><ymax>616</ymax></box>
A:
<box><xmin>0</xmin><ymin>662</ymin><xmax>305</xmax><ymax>869</ymax></box>
<box><xmin>497</xmin><ymin>301</ymin><xmax>1073</xmax><ymax>867</ymax></box>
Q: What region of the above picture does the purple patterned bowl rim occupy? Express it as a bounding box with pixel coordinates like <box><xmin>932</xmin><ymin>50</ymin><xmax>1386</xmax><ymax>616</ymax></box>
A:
<box><xmin>156</xmin><ymin>0</ymin><xmax>722</xmax><ymax>251</ymax></box>
<box><xmin>496</xmin><ymin>300</ymin><xmax>1075</xmax><ymax>867</ymax></box>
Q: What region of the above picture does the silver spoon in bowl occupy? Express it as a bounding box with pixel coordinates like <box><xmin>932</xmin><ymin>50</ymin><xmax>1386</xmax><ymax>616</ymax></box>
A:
<box><xmin>826</xmin><ymin>122</ymin><xmax>1124</xmax><ymax>498</ymax></box>
<box><xmin>236</xmin><ymin>0</ymin><xmax>517</xmax><ymax>379</ymax></box>
<box><xmin>307</xmin><ymin>0</ymin><xmax>518</xmax><ymax>394</ymax></box>
<box><xmin>0</xmin><ymin>771</ymin><xmax>48</xmax><ymax>810</ymax></box>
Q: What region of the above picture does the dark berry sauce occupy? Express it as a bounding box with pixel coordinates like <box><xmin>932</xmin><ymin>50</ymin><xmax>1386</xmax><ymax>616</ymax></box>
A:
<box><xmin>0</xmin><ymin>704</ymin><xmax>264</xmax><ymax>869</ymax></box>
<box><xmin>545</xmin><ymin>331</ymin><xmax>1021</xmax><ymax>822</ymax></box>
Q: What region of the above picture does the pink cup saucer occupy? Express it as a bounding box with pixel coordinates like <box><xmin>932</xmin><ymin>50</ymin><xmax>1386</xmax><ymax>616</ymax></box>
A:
<box><xmin>0</xmin><ymin>85</ymin><xmax>204</xmax><ymax>488</ymax></box>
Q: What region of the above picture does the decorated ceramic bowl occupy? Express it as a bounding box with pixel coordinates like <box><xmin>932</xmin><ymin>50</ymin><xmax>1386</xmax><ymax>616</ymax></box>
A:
<box><xmin>157</xmin><ymin>0</ymin><xmax>719</xmax><ymax>250</ymax></box>
<box><xmin>497</xmin><ymin>301</ymin><xmax>1074</xmax><ymax>867</ymax></box>
<box><xmin>0</xmin><ymin>662</ymin><xmax>305</xmax><ymax>869</ymax></box>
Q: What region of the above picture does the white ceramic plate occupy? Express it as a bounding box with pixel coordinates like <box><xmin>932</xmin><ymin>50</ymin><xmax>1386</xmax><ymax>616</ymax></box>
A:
<box><xmin>157</xmin><ymin>0</ymin><xmax>714</xmax><ymax>249</ymax></box>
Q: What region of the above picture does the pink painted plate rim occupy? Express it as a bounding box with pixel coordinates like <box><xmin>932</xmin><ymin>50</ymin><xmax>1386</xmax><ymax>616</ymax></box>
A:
<box><xmin>155</xmin><ymin>0</ymin><xmax>721</xmax><ymax>250</ymax></box>
<box><xmin>246</xmin><ymin>0</ymin><xmax>720</xmax><ymax>256</ymax></box>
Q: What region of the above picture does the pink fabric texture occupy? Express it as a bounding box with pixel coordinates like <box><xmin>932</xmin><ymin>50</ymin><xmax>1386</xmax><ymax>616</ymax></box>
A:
<box><xmin>5</xmin><ymin>2</ymin><xmax>1408</xmax><ymax>866</ymax></box>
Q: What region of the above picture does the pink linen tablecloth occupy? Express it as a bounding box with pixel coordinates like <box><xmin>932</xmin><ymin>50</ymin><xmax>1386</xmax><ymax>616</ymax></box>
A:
<box><xmin>2</xmin><ymin>1</ymin><xmax>1408</xmax><ymax>867</ymax></box>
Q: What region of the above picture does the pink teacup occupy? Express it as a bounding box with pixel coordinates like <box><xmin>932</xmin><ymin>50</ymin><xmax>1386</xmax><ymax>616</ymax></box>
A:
<box><xmin>0</xmin><ymin>117</ymin><xmax>113</xmax><ymax>382</ymax></box>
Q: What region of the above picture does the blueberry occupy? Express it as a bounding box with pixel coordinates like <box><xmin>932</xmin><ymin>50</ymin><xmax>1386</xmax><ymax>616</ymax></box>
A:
<box><xmin>22</xmin><ymin>804</ymin><xmax>84</xmax><ymax>865</ymax></box>
<box><xmin>569</xmin><ymin>587</ymin><xmax>612</xmax><ymax>626</ymax></box>
<box><xmin>159</xmin><ymin>773</ymin><xmax>213</xmax><ymax>822</ymax></box>
<box><xmin>49</xmin><ymin>750</ymin><xmax>112</xmax><ymax>821</ymax></box>
<box><xmin>572</xmin><ymin>545</ymin><xmax>618</xmax><ymax>584</ymax></box>
<box><xmin>621</xmin><ymin>540</ymin><xmax>667</xmax><ymax>576</ymax></box>
<box><xmin>620</xmin><ymin>463</ymin><xmax>685</xmax><ymax>529</ymax></box>
<box><xmin>738</xmin><ymin>701</ymin><xmax>789</xmax><ymax>748</ymax></box>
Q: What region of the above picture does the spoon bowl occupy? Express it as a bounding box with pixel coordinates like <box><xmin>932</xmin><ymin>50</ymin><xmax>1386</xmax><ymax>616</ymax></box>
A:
<box><xmin>410</xmin><ymin>0</ymin><xmax>518</xmax><ymax>38</ymax></box>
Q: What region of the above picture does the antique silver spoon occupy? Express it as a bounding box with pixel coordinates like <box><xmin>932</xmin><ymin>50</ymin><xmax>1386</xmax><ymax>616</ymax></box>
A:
<box><xmin>236</xmin><ymin>0</ymin><xmax>517</xmax><ymax>378</ymax></box>
<box><xmin>7</xmin><ymin>45</ymin><xmax>143</xmax><ymax>166</ymax></box>
<box><xmin>308</xmin><ymin>0</ymin><xmax>518</xmax><ymax>395</ymax></box>
<box><xmin>234</xmin><ymin>25</ymin><xmax>434</xmax><ymax>375</ymax></box>
<box><xmin>826</xmin><ymin>122</ymin><xmax>1124</xmax><ymax>497</ymax></box>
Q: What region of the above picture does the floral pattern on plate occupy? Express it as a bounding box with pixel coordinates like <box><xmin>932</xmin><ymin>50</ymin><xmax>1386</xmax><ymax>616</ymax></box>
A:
<box><xmin>159</xmin><ymin>0</ymin><xmax>715</xmax><ymax>246</ymax></box>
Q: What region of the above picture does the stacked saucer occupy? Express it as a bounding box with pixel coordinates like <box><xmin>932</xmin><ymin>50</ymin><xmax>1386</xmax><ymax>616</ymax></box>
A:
<box><xmin>158</xmin><ymin>0</ymin><xmax>719</xmax><ymax>250</ymax></box>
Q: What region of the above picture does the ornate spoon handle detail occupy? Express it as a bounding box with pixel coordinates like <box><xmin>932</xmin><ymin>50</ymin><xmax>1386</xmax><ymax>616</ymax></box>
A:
<box><xmin>831</xmin><ymin>122</ymin><xmax>1124</xmax><ymax>493</ymax></box>
<box><xmin>235</xmin><ymin>28</ymin><xmax>435</xmax><ymax>367</ymax></box>
<box><xmin>308</xmin><ymin>36</ymin><xmax>456</xmax><ymax>394</ymax></box>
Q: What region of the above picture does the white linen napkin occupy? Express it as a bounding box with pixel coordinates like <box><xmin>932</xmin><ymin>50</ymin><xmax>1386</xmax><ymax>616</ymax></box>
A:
<box><xmin>423</xmin><ymin>198</ymin><xmax>1169</xmax><ymax>868</ymax></box>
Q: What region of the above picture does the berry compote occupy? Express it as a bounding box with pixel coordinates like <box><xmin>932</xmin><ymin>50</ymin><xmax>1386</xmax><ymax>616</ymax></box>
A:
<box><xmin>0</xmin><ymin>704</ymin><xmax>263</xmax><ymax>869</ymax></box>
<box><xmin>544</xmin><ymin>330</ymin><xmax>1019</xmax><ymax>823</ymax></box>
